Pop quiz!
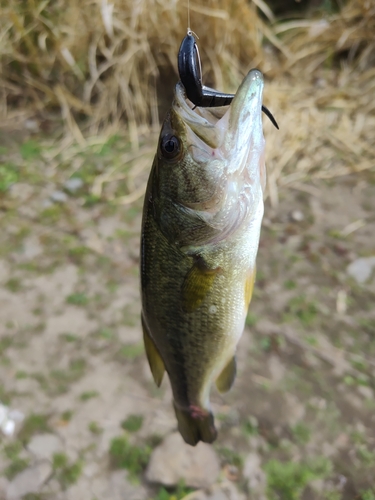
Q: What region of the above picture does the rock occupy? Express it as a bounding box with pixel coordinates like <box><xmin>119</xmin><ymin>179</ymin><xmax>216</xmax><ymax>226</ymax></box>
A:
<box><xmin>182</xmin><ymin>491</ymin><xmax>207</xmax><ymax>500</ymax></box>
<box><xmin>182</xmin><ymin>482</ymin><xmax>246</xmax><ymax>500</ymax></box>
<box><xmin>290</xmin><ymin>210</ymin><xmax>304</xmax><ymax>222</ymax></box>
<box><xmin>65</xmin><ymin>478</ymin><xmax>97</xmax><ymax>500</ymax></box>
<box><xmin>0</xmin><ymin>403</ymin><xmax>24</xmax><ymax>437</ymax></box>
<box><xmin>286</xmin><ymin>235</ymin><xmax>302</xmax><ymax>250</ymax></box>
<box><xmin>42</xmin><ymin>199</ymin><xmax>54</xmax><ymax>208</ymax></box>
<box><xmin>89</xmin><ymin>471</ymin><xmax>148</xmax><ymax>500</ymax></box>
<box><xmin>64</xmin><ymin>177</ymin><xmax>84</xmax><ymax>193</ymax></box>
<box><xmin>243</xmin><ymin>453</ymin><xmax>266</xmax><ymax>498</ymax></box>
<box><xmin>0</xmin><ymin>477</ymin><xmax>9</xmax><ymax>498</ymax></box>
<box><xmin>108</xmin><ymin>470</ymin><xmax>147</xmax><ymax>500</ymax></box>
<box><xmin>357</xmin><ymin>385</ymin><xmax>374</xmax><ymax>400</ymax></box>
<box><xmin>0</xmin><ymin>259</ymin><xmax>10</xmax><ymax>283</ymax></box>
<box><xmin>24</xmin><ymin>119</ymin><xmax>39</xmax><ymax>132</ymax></box>
<box><xmin>22</xmin><ymin>236</ymin><xmax>43</xmax><ymax>260</ymax></box>
<box><xmin>206</xmin><ymin>481</ymin><xmax>246</xmax><ymax>500</ymax></box>
<box><xmin>7</xmin><ymin>462</ymin><xmax>52</xmax><ymax>500</ymax></box>
<box><xmin>145</xmin><ymin>432</ymin><xmax>220</xmax><ymax>488</ymax></box>
<box><xmin>268</xmin><ymin>355</ymin><xmax>286</xmax><ymax>383</ymax></box>
<box><xmin>50</xmin><ymin>190</ymin><xmax>68</xmax><ymax>203</ymax></box>
<box><xmin>346</xmin><ymin>256</ymin><xmax>375</xmax><ymax>284</ymax></box>
<box><xmin>9</xmin><ymin>183</ymin><xmax>34</xmax><ymax>202</ymax></box>
<box><xmin>27</xmin><ymin>433</ymin><xmax>64</xmax><ymax>461</ymax></box>
<box><xmin>284</xmin><ymin>393</ymin><xmax>306</xmax><ymax>425</ymax></box>
<box><xmin>39</xmin><ymin>478</ymin><xmax>62</xmax><ymax>498</ymax></box>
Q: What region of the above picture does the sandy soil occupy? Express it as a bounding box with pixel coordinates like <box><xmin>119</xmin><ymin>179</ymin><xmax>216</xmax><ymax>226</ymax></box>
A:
<box><xmin>0</xmin><ymin>127</ymin><xmax>374</xmax><ymax>499</ymax></box>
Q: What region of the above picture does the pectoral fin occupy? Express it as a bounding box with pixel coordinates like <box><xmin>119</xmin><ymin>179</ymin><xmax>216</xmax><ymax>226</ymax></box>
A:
<box><xmin>182</xmin><ymin>259</ymin><xmax>220</xmax><ymax>313</ymax></box>
<box><xmin>141</xmin><ymin>314</ymin><xmax>165</xmax><ymax>387</ymax></box>
<box><xmin>216</xmin><ymin>356</ymin><xmax>237</xmax><ymax>393</ymax></box>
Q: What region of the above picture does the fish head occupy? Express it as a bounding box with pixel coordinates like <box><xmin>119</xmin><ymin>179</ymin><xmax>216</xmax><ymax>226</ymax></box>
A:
<box><xmin>154</xmin><ymin>69</ymin><xmax>266</xmax><ymax>244</ymax></box>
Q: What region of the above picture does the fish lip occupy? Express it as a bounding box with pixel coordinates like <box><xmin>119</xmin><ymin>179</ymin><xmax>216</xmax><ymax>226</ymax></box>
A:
<box><xmin>228</xmin><ymin>69</ymin><xmax>264</xmax><ymax>126</ymax></box>
<box><xmin>224</xmin><ymin>69</ymin><xmax>264</xmax><ymax>146</ymax></box>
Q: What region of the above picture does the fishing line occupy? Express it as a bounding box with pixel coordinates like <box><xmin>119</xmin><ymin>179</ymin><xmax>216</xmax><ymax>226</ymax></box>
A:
<box><xmin>186</xmin><ymin>0</ymin><xmax>199</xmax><ymax>38</ymax></box>
<box><xmin>187</xmin><ymin>0</ymin><xmax>191</xmax><ymax>34</ymax></box>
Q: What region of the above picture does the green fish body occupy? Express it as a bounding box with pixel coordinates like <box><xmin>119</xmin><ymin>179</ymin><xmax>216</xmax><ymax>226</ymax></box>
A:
<box><xmin>141</xmin><ymin>70</ymin><xmax>266</xmax><ymax>446</ymax></box>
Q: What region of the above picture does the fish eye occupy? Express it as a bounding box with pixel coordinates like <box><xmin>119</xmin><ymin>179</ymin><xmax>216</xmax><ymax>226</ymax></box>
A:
<box><xmin>160</xmin><ymin>134</ymin><xmax>181</xmax><ymax>160</ymax></box>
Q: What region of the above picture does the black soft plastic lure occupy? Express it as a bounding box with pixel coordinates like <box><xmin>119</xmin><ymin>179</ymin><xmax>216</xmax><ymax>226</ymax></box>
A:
<box><xmin>178</xmin><ymin>33</ymin><xmax>279</xmax><ymax>130</ymax></box>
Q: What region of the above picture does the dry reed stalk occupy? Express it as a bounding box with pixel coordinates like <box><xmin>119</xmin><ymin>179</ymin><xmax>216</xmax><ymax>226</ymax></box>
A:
<box><xmin>275</xmin><ymin>0</ymin><xmax>375</xmax><ymax>72</ymax></box>
<box><xmin>1</xmin><ymin>0</ymin><xmax>273</xmax><ymax>130</ymax></box>
<box><xmin>37</xmin><ymin>62</ymin><xmax>374</xmax><ymax>209</ymax></box>
<box><xmin>1</xmin><ymin>0</ymin><xmax>374</xmax><ymax>199</ymax></box>
<box><xmin>264</xmin><ymin>67</ymin><xmax>375</xmax><ymax>206</ymax></box>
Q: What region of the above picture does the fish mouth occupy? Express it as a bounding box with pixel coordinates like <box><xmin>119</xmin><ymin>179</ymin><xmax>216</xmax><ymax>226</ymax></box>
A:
<box><xmin>173</xmin><ymin>69</ymin><xmax>265</xmax><ymax>162</ymax></box>
<box><xmin>171</xmin><ymin>69</ymin><xmax>266</xmax><ymax>239</ymax></box>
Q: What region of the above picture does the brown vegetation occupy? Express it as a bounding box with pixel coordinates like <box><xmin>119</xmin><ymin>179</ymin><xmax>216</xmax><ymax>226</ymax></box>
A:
<box><xmin>1</xmin><ymin>0</ymin><xmax>374</xmax><ymax>198</ymax></box>
<box><xmin>1</xmin><ymin>0</ymin><xmax>269</xmax><ymax>130</ymax></box>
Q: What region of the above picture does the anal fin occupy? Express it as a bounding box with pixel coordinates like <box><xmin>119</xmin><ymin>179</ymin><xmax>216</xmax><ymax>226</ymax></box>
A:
<box><xmin>141</xmin><ymin>314</ymin><xmax>165</xmax><ymax>387</ymax></box>
<box><xmin>216</xmin><ymin>355</ymin><xmax>237</xmax><ymax>393</ymax></box>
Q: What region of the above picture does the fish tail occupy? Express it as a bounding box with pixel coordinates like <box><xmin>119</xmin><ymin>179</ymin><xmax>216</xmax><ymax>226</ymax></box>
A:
<box><xmin>173</xmin><ymin>402</ymin><xmax>217</xmax><ymax>446</ymax></box>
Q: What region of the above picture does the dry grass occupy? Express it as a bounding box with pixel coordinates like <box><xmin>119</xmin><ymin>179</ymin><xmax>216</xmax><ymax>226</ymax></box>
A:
<box><xmin>276</xmin><ymin>0</ymin><xmax>375</xmax><ymax>73</ymax></box>
<box><xmin>264</xmin><ymin>68</ymin><xmax>375</xmax><ymax>206</ymax></box>
<box><xmin>0</xmin><ymin>0</ymin><xmax>271</xmax><ymax>134</ymax></box>
<box><xmin>0</xmin><ymin>0</ymin><xmax>374</xmax><ymax>200</ymax></box>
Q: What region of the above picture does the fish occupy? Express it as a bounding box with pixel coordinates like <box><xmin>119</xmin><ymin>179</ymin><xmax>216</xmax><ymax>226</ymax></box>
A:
<box><xmin>140</xmin><ymin>68</ymin><xmax>267</xmax><ymax>446</ymax></box>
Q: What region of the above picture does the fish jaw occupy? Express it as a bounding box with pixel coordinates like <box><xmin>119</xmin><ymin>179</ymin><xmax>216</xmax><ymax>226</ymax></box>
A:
<box><xmin>169</xmin><ymin>69</ymin><xmax>266</xmax><ymax>245</ymax></box>
<box><xmin>221</xmin><ymin>69</ymin><xmax>265</xmax><ymax>179</ymax></box>
<box><xmin>174</xmin><ymin>68</ymin><xmax>265</xmax><ymax>188</ymax></box>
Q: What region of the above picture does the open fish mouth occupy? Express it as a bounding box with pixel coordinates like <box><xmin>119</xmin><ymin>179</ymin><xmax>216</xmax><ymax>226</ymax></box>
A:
<box><xmin>171</xmin><ymin>69</ymin><xmax>266</xmax><ymax>220</ymax></box>
<box><xmin>173</xmin><ymin>69</ymin><xmax>265</xmax><ymax>159</ymax></box>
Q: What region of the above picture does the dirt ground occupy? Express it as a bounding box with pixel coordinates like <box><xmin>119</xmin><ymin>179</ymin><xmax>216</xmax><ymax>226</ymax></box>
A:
<box><xmin>0</xmin><ymin>124</ymin><xmax>374</xmax><ymax>500</ymax></box>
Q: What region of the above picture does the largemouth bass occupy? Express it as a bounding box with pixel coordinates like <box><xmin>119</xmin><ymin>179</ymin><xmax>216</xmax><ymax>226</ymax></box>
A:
<box><xmin>140</xmin><ymin>69</ymin><xmax>266</xmax><ymax>446</ymax></box>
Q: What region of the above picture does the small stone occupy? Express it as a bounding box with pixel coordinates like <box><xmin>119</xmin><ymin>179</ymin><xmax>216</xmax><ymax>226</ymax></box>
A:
<box><xmin>64</xmin><ymin>177</ymin><xmax>84</xmax><ymax>193</ymax></box>
<box><xmin>9</xmin><ymin>183</ymin><xmax>34</xmax><ymax>202</ymax></box>
<box><xmin>7</xmin><ymin>462</ymin><xmax>52</xmax><ymax>499</ymax></box>
<box><xmin>145</xmin><ymin>432</ymin><xmax>220</xmax><ymax>489</ymax></box>
<box><xmin>22</xmin><ymin>236</ymin><xmax>43</xmax><ymax>260</ymax></box>
<box><xmin>357</xmin><ymin>385</ymin><xmax>374</xmax><ymax>400</ymax></box>
<box><xmin>42</xmin><ymin>199</ymin><xmax>53</xmax><ymax>208</ymax></box>
<box><xmin>322</xmin><ymin>442</ymin><xmax>335</xmax><ymax>458</ymax></box>
<box><xmin>206</xmin><ymin>481</ymin><xmax>246</xmax><ymax>500</ymax></box>
<box><xmin>109</xmin><ymin>470</ymin><xmax>147</xmax><ymax>500</ymax></box>
<box><xmin>0</xmin><ymin>404</ymin><xmax>24</xmax><ymax>437</ymax></box>
<box><xmin>181</xmin><ymin>482</ymin><xmax>245</xmax><ymax>500</ymax></box>
<box><xmin>290</xmin><ymin>210</ymin><xmax>304</xmax><ymax>222</ymax></box>
<box><xmin>268</xmin><ymin>355</ymin><xmax>286</xmax><ymax>383</ymax></box>
<box><xmin>50</xmin><ymin>190</ymin><xmax>68</xmax><ymax>203</ymax></box>
<box><xmin>89</xmin><ymin>471</ymin><xmax>147</xmax><ymax>500</ymax></box>
<box><xmin>243</xmin><ymin>453</ymin><xmax>266</xmax><ymax>497</ymax></box>
<box><xmin>24</xmin><ymin>119</ymin><xmax>39</xmax><ymax>132</ymax></box>
<box><xmin>286</xmin><ymin>235</ymin><xmax>302</xmax><ymax>250</ymax></box>
<box><xmin>65</xmin><ymin>479</ymin><xmax>93</xmax><ymax>500</ymax></box>
<box><xmin>181</xmin><ymin>491</ymin><xmax>206</xmax><ymax>500</ymax></box>
<box><xmin>0</xmin><ymin>477</ymin><xmax>9</xmax><ymax>498</ymax></box>
<box><xmin>346</xmin><ymin>256</ymin><xmax>375</xmax><ymax>284</ymax></box>
<box><xmin>223</xmin><ymin>464</ymin><xmax>240</xmax><ymax>481</ymax></box>
<box><xmin>27</xmin><ymin>433</ymin><xmax>63</xmax><ymax>461</ymax></box>
<box><xmin>284</xmin><ymin>393</ymin><xmax>306</xmax><ymax>425</ymax></box>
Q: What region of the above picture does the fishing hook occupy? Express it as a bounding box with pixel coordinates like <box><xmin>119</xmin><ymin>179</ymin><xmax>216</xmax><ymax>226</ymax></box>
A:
<box><xmin>178</xmin><ymin>33</ymin><xmax>279</xmax><ymax>130</ymax></box>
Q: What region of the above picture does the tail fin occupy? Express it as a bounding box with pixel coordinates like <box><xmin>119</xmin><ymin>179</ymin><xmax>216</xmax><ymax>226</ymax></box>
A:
<box><xmin>173</xmin><ymin>402</ymin><xmax>217</xmax><ymax>446</ymax></box>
